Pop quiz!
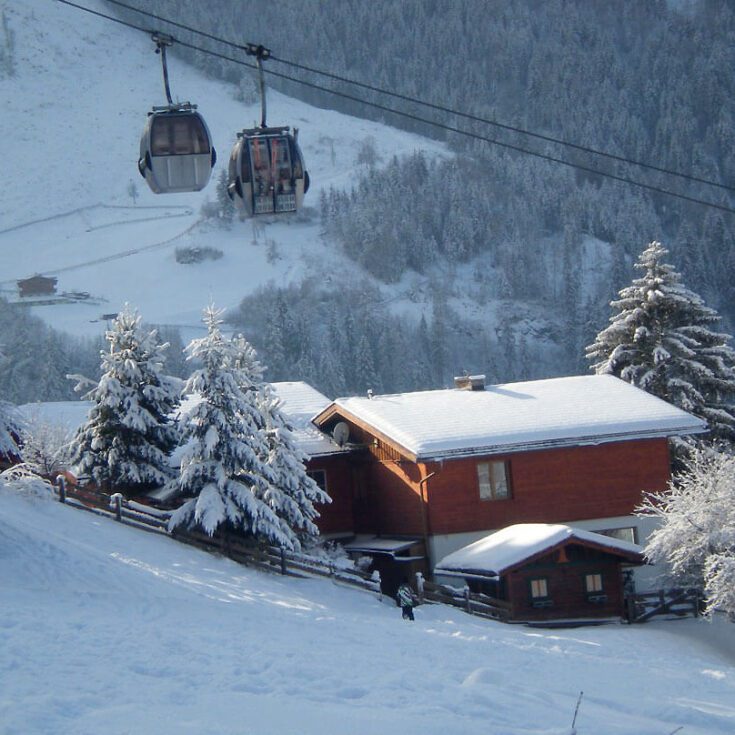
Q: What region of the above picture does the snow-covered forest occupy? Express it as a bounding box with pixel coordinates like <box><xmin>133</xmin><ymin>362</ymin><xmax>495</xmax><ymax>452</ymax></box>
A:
<box><xmin>106</xmin><ymin>0</ymin><xmax>735</xmax><ymax>395</ymax></box>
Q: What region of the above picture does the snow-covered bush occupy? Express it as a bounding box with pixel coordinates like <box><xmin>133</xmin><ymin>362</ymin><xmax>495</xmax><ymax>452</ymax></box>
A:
<box><xmin>638</xmin><ymin>447</ymin><xmax>735</xmax><ymax>618</ymax></box>
<box><xmin>174</xmin><ymin>246</ymin><xmax>224</xmax><ymax>264</ymax></box>
<box><xmin>0</xmin><ymin>464</ymin><xmax>54</xmax><ymax>499</ymax></box>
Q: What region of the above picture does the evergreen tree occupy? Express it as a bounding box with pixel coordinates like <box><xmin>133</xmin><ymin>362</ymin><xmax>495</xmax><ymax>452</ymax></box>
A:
<box><xmin>70</xmin><ymin>306</ymin><xmax>180</xmax><ymax>496</ymax></box>
<box><xmin>0</xmin><ymin>400</ymin><xmax>21</xmax><ymax>464</ymax></box>
<box><xmin>215</xmin><ymin>169</ymin><xmax>234</xmax><ymax>224</ymax></box>
<box><xmin>257</xmin><ymin>383</ymin><xmax>331</xmax><ymax>548</ymax></box>
<box><xmin>168</xmin><ymin>307</ymin><xmax>293</xmax><ymax>547</ymax></box>
<box><xmin>587</xmin><ymin>241</ymin><xmax>735</xmax><ymax>451</ymax></box>
<box><xmin>231</xmin><ymin>332</ymin><xmax>330</xmax><ymax>547</ymax></box>
<box><xmin>0</xmin><ymin>346</ymin><xmax>21</xmax><ymax>462</ymax></box>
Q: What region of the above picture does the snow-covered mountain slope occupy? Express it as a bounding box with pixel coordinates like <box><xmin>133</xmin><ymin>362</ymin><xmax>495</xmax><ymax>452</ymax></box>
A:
<box><xmin>2</xmin><ymin>486</ymin><xmax>735</xmax><ymax>735</ymax></box>
<box><xmin>0</xmin><ymin>0</ymin><xmax>446</xmax><ymax>337</ymax></box>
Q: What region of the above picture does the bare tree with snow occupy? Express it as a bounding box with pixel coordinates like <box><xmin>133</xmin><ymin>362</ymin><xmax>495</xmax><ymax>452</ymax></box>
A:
<box><xmin>638</xmin><ymin>447</ymin><xmax>735</xmax><ymax>619</ymax></box>
<box><xmin>70</xmin><ymin>306</ymin><xmax>180</xmax><ymax>496</ymax></box>
<box><xmin>20</xmin><ymin>417</ymin><xmax>72</xmax><ymax>479</ymax></box>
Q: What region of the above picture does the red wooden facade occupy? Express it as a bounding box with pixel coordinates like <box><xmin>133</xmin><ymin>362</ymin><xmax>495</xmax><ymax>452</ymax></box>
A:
<box><xmin>310</xmin><ymin>406</ymin><xmax>672</xmax><ymax>548</ymax></box>
<box><xmin>306</xmin><ymin>453</ymin><xmax>355</xmax><ymax>537</ymax></box>
<box><xmin>461</xmin><ymin>538</ymin><xmax>642</xmax><ymax>622</ymax></box>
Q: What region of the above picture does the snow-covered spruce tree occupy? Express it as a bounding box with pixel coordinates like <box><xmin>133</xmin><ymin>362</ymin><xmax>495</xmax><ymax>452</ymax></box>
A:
<box><xmin>168</xmin><ymin>308</ymin><xmax>294</xmax><ymax>548</ymax></box>
<box><xmin>257</xmin><ymin>383</ymin><xmax>331</xmax><ymax>548</ymax></box>
<box><xmin>0</xmin><ymin>400</ymin><xmax>21</xmax><ymax>466</ymax></box>
<box><xmin>638</xmin><ymin>447</ymin><xmax>735</xmax><ymax>618</ymax></box>
<box><xmin>230</xmin><ymin>333</ymin><xmax>330</xmax><ymax>547</ymax></box>
<box><xmin>587</xmin><ymin>241</ymin><xmax>735</xmax><ymax>453</ymax></box>
<box><xmin>70</xmin><ymin>306</ymin><xmax>180</xmax><ymax>496</ymax></box>
<box><xmin>0</xmin><ymin>346</ymin><xmax>22</xmax><ymax>465</ymax></box>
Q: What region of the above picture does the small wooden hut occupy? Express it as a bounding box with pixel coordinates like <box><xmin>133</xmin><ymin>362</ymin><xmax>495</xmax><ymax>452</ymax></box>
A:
<box><xmin>435</xmin><ymin>524</ymin><xmax>645</xmax><ymax>623</ymax></box>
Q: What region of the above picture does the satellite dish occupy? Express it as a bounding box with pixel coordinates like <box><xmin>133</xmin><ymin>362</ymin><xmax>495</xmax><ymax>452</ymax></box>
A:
<box><xmin>333</xmin><ymin>422</ymin><xmax>350</xmax><ymax>447</ymax></box>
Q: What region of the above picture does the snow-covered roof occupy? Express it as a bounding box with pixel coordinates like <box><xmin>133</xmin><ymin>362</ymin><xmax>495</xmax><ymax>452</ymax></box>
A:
<box><xmin>319</xmin><ymin>375</ymin><xmax>707</xmax><ymax>460</ymax></box>
<box><xmin>342</xmin><ymin>536</ymin><xmax>421</xmax><ymax>556</ymax></box>
<box><xmin>435</xmin><ymin>524</ymin><xmax>644</xmax><ymax>577</ymax></box>
<box><xmin>270</xmin><ymin>382</ymin><xmax>346</xmax><ymax>458</ymax></box>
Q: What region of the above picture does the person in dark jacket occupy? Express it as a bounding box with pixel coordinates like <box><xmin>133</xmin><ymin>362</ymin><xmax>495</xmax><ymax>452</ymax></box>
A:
<box><xmin>396</xmin><ymin>580</ymin><xmax>417</xmax><ymax>621</ymax></box>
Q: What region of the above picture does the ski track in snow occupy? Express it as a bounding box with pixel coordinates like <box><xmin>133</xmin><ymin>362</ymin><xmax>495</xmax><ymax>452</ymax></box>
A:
<box><xmin>2</xmin><ymin>489</ymin><xmax>735</xmax><ymax>735</ymax></box>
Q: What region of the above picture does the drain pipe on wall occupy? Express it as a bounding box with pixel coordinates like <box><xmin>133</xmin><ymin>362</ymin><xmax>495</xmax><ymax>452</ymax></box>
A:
<box><xmin>418</xmin><ymin>470</ymin><xmax>436</xmax><ymax>570</ymax></box>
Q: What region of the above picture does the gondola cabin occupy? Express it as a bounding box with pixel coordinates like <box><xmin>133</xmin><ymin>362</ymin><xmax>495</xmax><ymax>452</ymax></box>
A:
<box><xmin>227</xmin><ymin>127</ymin><xmax>309</xmax><ymax>216</ymax></box>
<box><xmin>138</xmin><ymin>106</ymin><xmax>216</xmax><ymax>194</ymax></box>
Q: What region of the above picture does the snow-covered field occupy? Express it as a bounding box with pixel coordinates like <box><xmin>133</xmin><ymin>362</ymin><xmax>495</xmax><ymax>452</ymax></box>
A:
<box><xmin>0</xmin><ymin>0</ymin><xmax>446</xmax><ymax>337</ymax></box>
<box><xmin>2</xmin><ymin>486</ymin><xmax>734</xmax><ymax>735</ymax></box>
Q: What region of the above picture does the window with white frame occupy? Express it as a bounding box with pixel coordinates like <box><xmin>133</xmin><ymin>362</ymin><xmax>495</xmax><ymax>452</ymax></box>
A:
<box><xmin>477</xmin><ymin>461</ymin><xmax>510</xmax><ymax>501</ymax></box>
<box><xmin>595</xmin><ymin>527</ymin><xmax>638</xmax><ymax>544</ymax></box>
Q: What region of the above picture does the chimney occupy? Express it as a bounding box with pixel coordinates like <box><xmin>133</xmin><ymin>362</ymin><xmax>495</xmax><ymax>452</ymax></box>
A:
<box><xmin>453</xmin><ymin>374</ymin><xmax>486</xmax><ymax>391</ymax></box>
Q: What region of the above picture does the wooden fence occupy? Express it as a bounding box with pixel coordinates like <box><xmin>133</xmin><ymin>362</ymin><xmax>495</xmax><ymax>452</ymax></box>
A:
<box><xmin>415</xmin><ymin>574</ymin><xmax>512</xmax><ymax>622</ymax></box>
<box><xmin>626</xmin><ymin>588</ymin><xmax>701</xmax><ymax>623</ymax></box>
<box><xmin>54</xmin><ymin>477</ymin><xmax>381</xmax><ymax>597</ymax></box>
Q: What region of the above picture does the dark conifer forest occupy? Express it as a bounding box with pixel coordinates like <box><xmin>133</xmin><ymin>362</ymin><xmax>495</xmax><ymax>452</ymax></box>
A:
<box><xmin>35</xmin><ymin>1</ymin><xmax>734</xmax><ymax>397</ymax></box>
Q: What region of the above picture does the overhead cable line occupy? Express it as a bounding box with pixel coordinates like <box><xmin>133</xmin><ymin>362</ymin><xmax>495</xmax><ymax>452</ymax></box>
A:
<box><xmin>56</xmin><ymin>0</ymin><xmax>735</xmax><ymax>215</ymax></box>
<box><xmin>101</xmin><ymin>0</ymin><xmax>735</xmax><ymax>195</ymax></box>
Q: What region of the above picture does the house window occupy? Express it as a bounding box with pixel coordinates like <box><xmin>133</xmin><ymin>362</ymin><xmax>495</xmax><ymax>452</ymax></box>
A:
<box><xmin>596</xmin><ymin>527</ymin><xmax>638</xmax><ymax>544</ymax></box>
<box><xmin>530</xmin><ymin>578</ymin><xmax>548</xmax><ymax>599</ymax></box>
<box><xmin>477</xmin><ymin>461</ymin><xmax>510</xmax><ymax>501</ymax></box>
<box><xmin>307</xmin><ymin>470</ymin><xmax>327</xmax><ymax>493</ymax></box>
<box><xmin>585</xmin><ymin>573</ymin><xmax>603</xmax><ymax>594</ymax></box>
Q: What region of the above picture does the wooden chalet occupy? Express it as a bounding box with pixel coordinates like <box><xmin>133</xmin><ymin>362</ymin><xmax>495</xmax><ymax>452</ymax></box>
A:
<box><xmin>17</xmin><ymin>275</ymin><xmax>57</xmax><ymax>298</ymax></box>
<box><xmin>434</xmin><ymin>524</ymin><xmax>645</xmax><ymax>622</ymax></box>
<box><xmin>311</xmin><ymin>374</ymin><xmax>707</xmax><ymax>591</ymax></box>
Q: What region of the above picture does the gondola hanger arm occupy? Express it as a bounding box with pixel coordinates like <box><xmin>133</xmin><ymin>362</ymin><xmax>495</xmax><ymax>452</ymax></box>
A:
<box><xmin>151</xmin><ymin>31</ymin><xmax>176</xmax><ymax>106</ymax></box>
<box><xmin>240</xmin><ymin>43</ymin><xmax>271</xmax><ymax>128</ymax></box>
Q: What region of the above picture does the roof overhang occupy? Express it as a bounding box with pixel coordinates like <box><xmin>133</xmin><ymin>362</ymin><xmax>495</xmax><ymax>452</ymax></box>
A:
<box><xmin>342</xmin><ymin>536</ymin><xmax>424</xmax><ymax>558</ymax></box>
<box><xmin>313</xmin><ymin>403</ymin><xmax>706</xmax><ymax>463</ymax></box>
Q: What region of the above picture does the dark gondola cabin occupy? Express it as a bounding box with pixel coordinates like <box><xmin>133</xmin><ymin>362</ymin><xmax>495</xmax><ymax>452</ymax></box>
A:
<box><xmin>138</xmin><ymin>107</ymin><xmax>216</xmax><ymax>194</ymax></box>
<box><xmin>227</xmin><ymin>127</ymin><xmax>309</xmax><ymax>217</ymax></box>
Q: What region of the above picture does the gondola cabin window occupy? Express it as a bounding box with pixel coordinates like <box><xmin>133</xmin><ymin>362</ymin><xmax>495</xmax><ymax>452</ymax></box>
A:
<box><xmin>477</xmin><ymin>461</ymin><xmax>510</xmax><ymax>501</ymax></box>
<box><xmin>150</xmin><ymin>114</ymin><xmax>210</xmax><ymax>156</ymax></box>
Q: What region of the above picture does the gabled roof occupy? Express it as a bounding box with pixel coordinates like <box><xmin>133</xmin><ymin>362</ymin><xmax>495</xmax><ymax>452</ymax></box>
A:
<box><xmin>435</xmin><ymin>523</ymin><xmax>645</xmax><ymax>577</ymax></box>
<box><xmin>270</xmin><ymin>382</ymin><xmax>347</xmax><ymax>458</ymax></box>
<box><xmin>313</xmin><ymin>375</ymin><xmax>707</xmax><ymax>461</ymax></box>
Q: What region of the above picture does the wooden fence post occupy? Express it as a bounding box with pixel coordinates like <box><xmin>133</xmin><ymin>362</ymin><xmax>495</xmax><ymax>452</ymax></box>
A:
<box><xmin>625</xmin><ymin>595</ymin><xmax>636</xmax><ymax>623</ymax></box>
<box><xmin>280</xmin><ymin>547</ymin><xmax>287</xmax><ymax>575</ymax></box>
<box><xmin>56</xmin><ymin>475</ymin><xmax>66</xmax><ymax>504</ymax></box>
<box><xmin>111</xmin><ymin>493</ymin><xmax>123</xmax><ymax>521</ymax></box>
<box><xmin>464</xmin><ymin>585</ymin><xmax>472</xmax><ymax>614</ymax></box>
